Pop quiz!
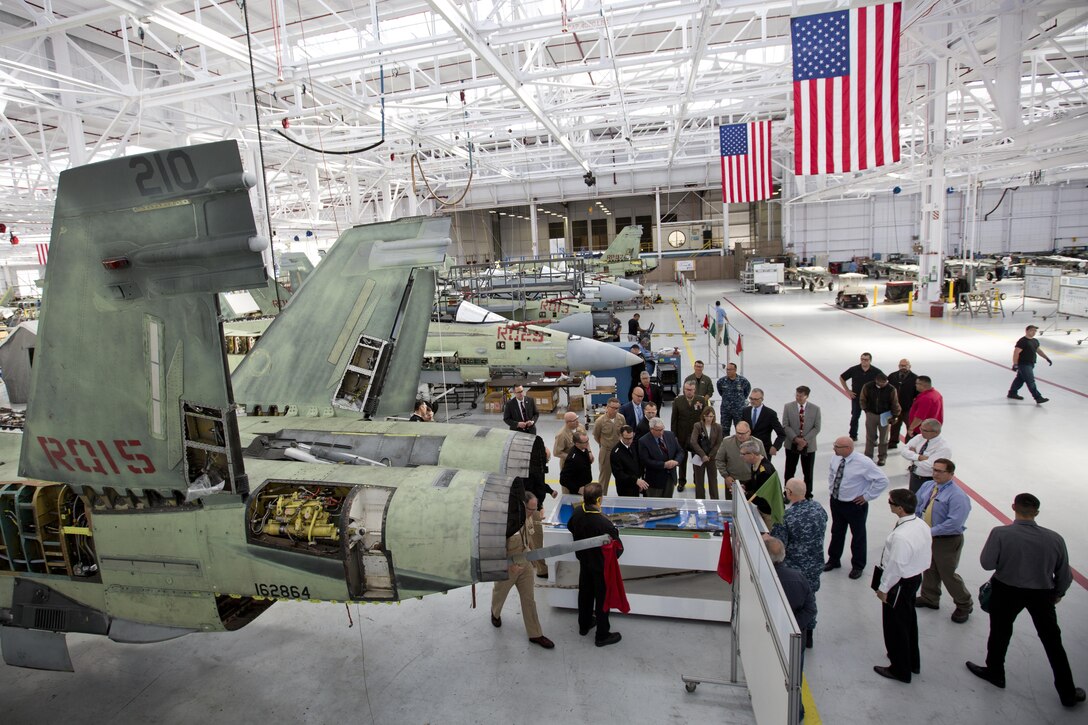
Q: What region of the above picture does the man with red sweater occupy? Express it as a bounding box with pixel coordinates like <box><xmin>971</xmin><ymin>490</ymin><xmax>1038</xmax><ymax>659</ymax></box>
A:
<box><xmin>907</xmin><ymin>376</ymin><xmax>944</xmax><ymax>438</ymax></box>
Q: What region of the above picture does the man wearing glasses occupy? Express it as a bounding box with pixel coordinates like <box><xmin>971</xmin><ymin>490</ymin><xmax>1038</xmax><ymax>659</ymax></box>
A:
<box><xmin>901</xmin><ymin>419</ymin><xmax>952</xmax><ymax>493</ymax></box>
<box><xmin>914</xmin><ymin>459</ymin><xmax>974</xmax><ymax>623</ymax></box>
<box><xmin>740</xmin><ymin>388</ymin><xmax>785</xmax><ymax>458</ymax></box>
<box><xmin>873</xmin><ymin>489</ymin><xmax>932</xmax><ymax>683</ymax></box>
<box><xmin>824</xmin><ymin>437</ymin><xmax>889</xmax><ymax>579</ymax></box>
<box><xmin>503</xmin><ymin>386</ymin><xmax>538</xmax><ymax>435</ymax></box>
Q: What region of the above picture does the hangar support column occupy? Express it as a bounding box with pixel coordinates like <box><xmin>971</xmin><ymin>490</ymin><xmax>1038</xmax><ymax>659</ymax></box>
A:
<box><xmin>919</xmin><ymin>50</ymin><xmax>950</xmax><ymax>302</ymax></box>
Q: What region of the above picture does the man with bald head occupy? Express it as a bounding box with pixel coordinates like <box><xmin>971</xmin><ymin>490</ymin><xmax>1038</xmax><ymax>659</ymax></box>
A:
<box><xmin>887</xmin><ymin>359</ymin><xmax>917</xmax><ymax>450</ymax></box>
<box><xmin>765</xmin><ymin>535</ymin><xmax>816</xmax><ymax>719</ymax></box>
<box><xmin>713</xmin><ymin>421</ymin><xmax>765</xmax><ymax>499</ymax></box>
<box><xmin>824</xmin><ymin>436</ymin><xmax>890</xmax><ymax>580</ymax></box>
<box><xmin>553</xmin><ymin>411</ymin><xmax>586</xmax><ymax>470</ymax></box>
<box><xmin>776</xmin><ymin>478</ymin><xmax>828</xmax><ymax>648</ymax></box>
<box><xmin>619</xmin><ymin>385</ymin><xmax>646</xmax><ymax>428</ymax></box>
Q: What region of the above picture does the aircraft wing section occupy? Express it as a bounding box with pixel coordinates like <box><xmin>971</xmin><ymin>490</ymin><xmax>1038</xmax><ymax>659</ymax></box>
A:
<box><xmin>19</xmin><ymin>141</ymin><xmax>266</xmax><ymax>499</ymax></box>
<box><xmin>232</xmin><ymin>216</ymin><xmax>450</xmax><ymax>419</ymax></box>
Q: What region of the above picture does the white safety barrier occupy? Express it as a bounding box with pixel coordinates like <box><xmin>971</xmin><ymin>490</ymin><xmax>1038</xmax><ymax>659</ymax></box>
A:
<box><xmin>680</xmin><ymin>494</ymin><xmax>803</xmax><ymax>723</ymax></box>
<box><xmin>733</xmin><ymin>493</ymin><xmax>804</xmax><ymax>724</ymax></box>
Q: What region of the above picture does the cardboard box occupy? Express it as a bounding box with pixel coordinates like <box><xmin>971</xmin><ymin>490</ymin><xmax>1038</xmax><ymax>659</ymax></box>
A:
<box><xmin>567</xmin><ymin>396</ymin><xmax>584</xmax><ymax>412</ymax></box>
<box><xmin>528</xmin><ymin>387</ymin><xmax>559</xmax><ymax>413</ymax></box>
<box><xmin>483</xmin><ymin>392</ymin><xmax>504</xmax><ymax>414</ymax></box>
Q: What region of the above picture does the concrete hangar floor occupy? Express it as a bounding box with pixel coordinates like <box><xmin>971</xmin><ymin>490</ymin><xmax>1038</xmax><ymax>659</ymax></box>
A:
<box><xmin>1</xmin><ymin>278</ymin><xmax>1084</xmax><ymax>725</ymax></box>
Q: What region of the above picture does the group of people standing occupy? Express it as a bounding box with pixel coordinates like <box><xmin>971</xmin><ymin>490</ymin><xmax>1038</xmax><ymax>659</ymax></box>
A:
<box><xmin>488</xmin><ymin>335</ymin><xmax>1081</xmax><ymax>711</ymax></box>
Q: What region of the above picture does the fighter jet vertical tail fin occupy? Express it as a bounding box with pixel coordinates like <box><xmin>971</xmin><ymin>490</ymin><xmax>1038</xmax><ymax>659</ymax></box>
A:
<box><xmin>19</xmin><ymin>141</ymin><xmax>267</xmax><ymax>501</ymax></box>
<box><xmin>231</xmin><ymin>217</ymin><xmax>450</xmax><ymax>419</ymax></box>
<box><xmin>603</xmin><ymin>225</ymin><xmax>643</xmax><ymax>260</ymax></box>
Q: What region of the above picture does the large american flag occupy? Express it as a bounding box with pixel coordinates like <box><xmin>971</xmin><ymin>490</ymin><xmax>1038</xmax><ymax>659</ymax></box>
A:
<box><xmin>720</xmin><ymin>121</ymin><xmax>772</xmax><ymax>204</ymax></box>
<box><xmin>791</xmin><ymin>2</ymin><xmax>902</xmax><ymax>176</ymax></box>
<box><xmin>36</xmin><ymin>243</ymin><xmax>49</xmax><ymax>265</ymax></box>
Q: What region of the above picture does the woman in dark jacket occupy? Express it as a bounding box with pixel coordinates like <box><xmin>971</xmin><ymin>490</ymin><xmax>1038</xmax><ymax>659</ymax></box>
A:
<box><xmin>689</xmin><ymin>407</ymin><xmax>724</xmax><ymax>499</ymax></box>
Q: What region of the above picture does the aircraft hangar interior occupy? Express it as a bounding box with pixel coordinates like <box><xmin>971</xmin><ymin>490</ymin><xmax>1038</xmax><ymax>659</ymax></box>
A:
<box><xmin>0</xmin><ymin>1</ymin><xmax>1086</xmax><ymax>723</ymax></box>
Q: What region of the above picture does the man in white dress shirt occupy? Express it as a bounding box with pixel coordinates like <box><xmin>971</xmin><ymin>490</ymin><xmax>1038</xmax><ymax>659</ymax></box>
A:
<box><xmin>900</xmin><ymin>419</ymin><xmax>951</xmax><ymax>493</ymax></box>
<box><xmin>873</xmin><ymin>488</ymin><xmax>932</xmax><ymax>684</ymax></box>
<box><xmin>824</xmin><ymin>437</ymin><xmax>889</xmax><ymax>580</ymax></box>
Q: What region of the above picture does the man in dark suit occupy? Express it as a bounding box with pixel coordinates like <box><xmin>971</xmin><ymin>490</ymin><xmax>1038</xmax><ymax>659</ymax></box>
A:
<box><xmin>503</xmin><ymin>385</ymin><xmax>538</xmax><ymax>435</ymax></box>
<box><xmin>635</xmin><ymin>402</ymin><xmax>657</xmax><ymax>442</ymax></box>
<box><xmin>619</xmin><ymin>386</ymin><xmax>646</xmax><ymax>429</ymax></box>
<box><xmin>887</xmin><ymin>359</ymin><xmax>917</xmax><ymax>450</ymax></box>
<box><xmin>559</xmin><ymin>431</ymin><xmax>594</xmax><ymax>495</ymax></box>
<box><xmin>636</xmin><ymin>417</ymin><xmax>684</xmax><ymax>497</ymax></box>
<box><xmin>782</xmin><ymin>385</ymin><xmax>821</xmax><ymax>498</ymax></box>
<box><xmin>634</xmin><ymin>370</ymin><xmax>664</xmax><ymax>408</ymax></box>
<box><xmin>611</xmin><ymin>426</ymin><xmax>647</xmax><ymax>496</ymax></box>
<box><xmin>740</xmin><ymin>388</ymin><xmax>785</xmax><ymax>457</ymax></box>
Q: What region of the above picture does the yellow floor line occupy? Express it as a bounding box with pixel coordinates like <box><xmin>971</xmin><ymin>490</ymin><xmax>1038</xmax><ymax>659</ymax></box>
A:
<box><xmin>671</xmin><ymin>302</ymin><xmax>700</xmax><ymax>364</ymax></box>
<box><xmin>801</xmin><ymin>674</ymin><xmax>821</xmax><ymax>723</ymax></box>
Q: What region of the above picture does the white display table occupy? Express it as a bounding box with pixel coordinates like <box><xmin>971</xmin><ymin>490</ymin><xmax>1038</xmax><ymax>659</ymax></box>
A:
<box><xmin>542</xmin><ymin>495</ymin><xmax>733</xmax><ymax>622</ymax></box>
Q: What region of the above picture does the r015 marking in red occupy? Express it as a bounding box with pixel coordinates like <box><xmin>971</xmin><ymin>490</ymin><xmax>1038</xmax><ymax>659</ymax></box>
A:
<box><xmin>37</xmin><ymin>437</ymin><xmax>156</xmax><ymax>475</ymax></box>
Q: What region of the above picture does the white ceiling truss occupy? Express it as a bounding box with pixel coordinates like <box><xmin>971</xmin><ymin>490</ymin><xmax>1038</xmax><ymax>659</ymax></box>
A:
<box><xmin>0</xmin><ymin>0</ymin><xmax>1086</xmax><ymax>250</ymax></box>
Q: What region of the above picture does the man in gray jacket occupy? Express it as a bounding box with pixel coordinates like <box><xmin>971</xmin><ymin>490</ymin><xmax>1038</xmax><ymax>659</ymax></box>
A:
<box><xmin>782</xmin><ymin>385</ymin><xmax>821</xmax><ymax>498</ymax></box>
<box><xmin>713</xmin><ymin>421</ymin><xmax>765</xmax><ymax>499</ymax></box>
<box><xmin>966</xmin><ymin>493</ymin><xmax>1084</xmax><ymax>708</ymax></box>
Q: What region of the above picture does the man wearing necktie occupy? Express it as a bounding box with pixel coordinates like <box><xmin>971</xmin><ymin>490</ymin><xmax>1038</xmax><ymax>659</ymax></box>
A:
<box><xmin>636</xmin><ymin>418</ymin><xmax>683</xmax><ymax>498</ymax></box>
<box><xmin>782</xmin><ymin>385</ymin><xmax>822</xmax><ymax>498</ymax></box>
<box><xmin>824</xmin><ymin>437</ymin><xmax>890</xmax><ymax>580</ymax></box>
<box><xmin>901</xmin><ymin>419</ymin><xmax>952</xmax><ymax>492</ymax></box>
<box><xmin>741</xmin><ymin>388</ymin><xmax>785</xmax><ymax>458</ymax></box>
<box><xmin>503</xmin><ymin>386</ymin><xmax>538</xmax><ymax>436</ymax></box>
<box><xmin>619</xmin><ymin>386</ymin><xmax>646</xmax><ymax>429</ymax></box>
<box><xmin>913</xmin><ymin>459</ymin><xmax>974</xmax><ymax>623</ymax></box>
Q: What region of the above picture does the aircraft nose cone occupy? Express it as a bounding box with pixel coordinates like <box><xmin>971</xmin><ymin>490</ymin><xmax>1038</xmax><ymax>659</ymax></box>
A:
<box><xmin>549</xmin><ymin>312</ymin><xmax>594</xmax><ymax>338</ymax></box>
<box><xmin>598</xmin><ymin>283</ymin><xmax>638</xmax><ymax>303</ymax></box>
<box><xmin>567</xmin><ymin>338</ymin><xmax>644</xmax><ymax>371</ymax></box>
<box><xmin>612</xmin><ymin>277</ymin><xmax>643</xmax><ymax>292</ymax></box>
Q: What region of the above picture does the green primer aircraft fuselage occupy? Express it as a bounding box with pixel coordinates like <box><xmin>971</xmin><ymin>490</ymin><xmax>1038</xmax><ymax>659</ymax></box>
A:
<box><xmin>0</xmin><ymin>142</ymin><xmax>531</xmax><ymax>671</ymax></box>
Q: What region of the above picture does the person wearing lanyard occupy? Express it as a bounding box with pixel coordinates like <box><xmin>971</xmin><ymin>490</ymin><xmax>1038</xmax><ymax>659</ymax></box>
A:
<box><xmin>567</xmin><ymin>482</ymin><xmax>623</xmax><ymax>647</ymax></box>
<box><xmin>913</xmin><ymin>459</ymin><xmax>974</xmax><ymax>623</ymax></box>
<box><xmin>873</xmin><ymin>488</ymin><xmax>932</xmax><ymax>684</ymax></box>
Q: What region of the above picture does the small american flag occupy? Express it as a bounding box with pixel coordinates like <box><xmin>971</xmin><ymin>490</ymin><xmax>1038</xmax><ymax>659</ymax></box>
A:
<box><xmin>791</xmin><ymin>2</ymin><xmax>902</xmax><ymax>175</ymax></box>
<box><xmin>36</xmin><ymin>243</ymin><xmax>49</xmax><ymax>265</ymax></box>
<box><xmin>720</xmin><ymin>121</ymin><xmax>772</xmax><ymax>204</ymax></box>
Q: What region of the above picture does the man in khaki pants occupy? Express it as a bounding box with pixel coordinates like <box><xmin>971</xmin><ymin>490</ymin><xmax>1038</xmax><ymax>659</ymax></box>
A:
<box><xmin>491</xmin><ymin>493</ymin><xmax>554</xmax><ymax>649</ymax></box>
<box><xmin>592</xmin><ymin>397</ymin><xmax>624</xmax><ymax>495</ymax></box>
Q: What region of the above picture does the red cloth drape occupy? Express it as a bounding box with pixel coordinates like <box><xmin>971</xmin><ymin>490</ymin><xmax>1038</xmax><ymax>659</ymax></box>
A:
<box><xmin>602</xmin><ymin>540</ymin><xmax>630</xmax><ymax>613</ymax></box>
<box><xmin>716</xmin><ymin>522</ymin><xmax>734</xmax><ymax>583</ymax></box>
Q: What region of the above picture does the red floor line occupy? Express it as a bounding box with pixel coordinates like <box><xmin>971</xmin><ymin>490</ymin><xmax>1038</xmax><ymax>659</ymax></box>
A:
<box><xmin>829</xmin><ymin>304</ymin><xmax>1088</xmax><ymax>399</ymax></box>
<box><xmin>725</xmin><ymin>296</ymin><xmax>1088</xmax><ymax>592</ymax></box>
<box><xmin>724</xmin><ymin>299</ymin><xmax>852</xmax><ymax>400</ymax></box>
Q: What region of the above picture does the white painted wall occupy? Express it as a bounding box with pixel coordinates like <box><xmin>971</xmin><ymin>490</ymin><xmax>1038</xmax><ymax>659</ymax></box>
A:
<box><xmin>786</xmin><ymin>184</ymin><xmax>1088</xmax><ymax>261</ymax></box>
